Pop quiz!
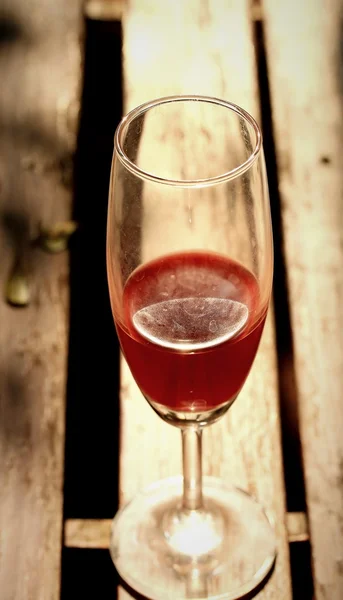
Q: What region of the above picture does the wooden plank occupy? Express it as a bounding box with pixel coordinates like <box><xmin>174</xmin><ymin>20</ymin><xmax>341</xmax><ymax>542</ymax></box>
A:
<box><xmin>262</xmin><ymin>1</ymin><xmax>343</xmax><ymax>598</ymax></box>
<box><xmin>85</xmin><ymin>0</ymin><xmax>124</xmax><ymax>20</ymax></box>
<box><xmin>65</xmin><ymin>519</ymin><xmax>113</xmax><ymax>549</ymax></box>
<box><xmin>64</xmin><ymin>513</ymin><xmax>309</xmax><ymax>547</ymax></box>
<box><xmin>118</xmin><ymin>1</ymin><xmax>292</xmax><ymax>598</ymax></box>
<box><xmin>286</xmin><ymin>513</ymin><xmax>309</xmax><ymax>544</ymax></box>
<box><xmin>0</xmin><ymin>2</ymin><xmax>83</xmax><ymax>599</ymax></box>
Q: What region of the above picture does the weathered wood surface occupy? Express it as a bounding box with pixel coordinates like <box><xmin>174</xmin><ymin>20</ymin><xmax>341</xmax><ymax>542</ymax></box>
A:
<box><xmin>263</xmin><ymin>0</ymin><xmax>343</xmax><ymax>597</ymax></box>
<box><xmin>119</xmin><ymin>1</ymin><xmax>292</xmax><ymax>598</ymax></box>
<box><xmin>0</xmin><ymin>1</ymin><xmax>82</xmax><ymax>599</ymax></box>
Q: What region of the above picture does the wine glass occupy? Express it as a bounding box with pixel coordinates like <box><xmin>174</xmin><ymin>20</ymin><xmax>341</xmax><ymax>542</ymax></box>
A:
<box><xmin>106</xmin><ymin>95</ymin><xmax>276</xmax><ymax>600</ymax></box>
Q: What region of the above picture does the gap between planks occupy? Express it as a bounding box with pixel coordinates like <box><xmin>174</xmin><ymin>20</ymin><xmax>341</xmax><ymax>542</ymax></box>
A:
<box><xmin>64</xmin><ymin>512</ymin><xmax>309</xmax><ymax>549</ymax></box>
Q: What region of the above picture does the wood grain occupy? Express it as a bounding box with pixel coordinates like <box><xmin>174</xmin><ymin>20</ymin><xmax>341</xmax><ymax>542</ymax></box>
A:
<box><xmin>118</xmin><ymin>1</ymin><xmax>292</xmax><ymax>598</ymax></box>
<box><xmin>0</xmin><ymin>1</ymin><xmax>83</xmax><ymax>598</ymax></box>
<box><xmin>263</xmin><ymin>0</ymin><xmax>343</xmax><ymax>597</ymax></box>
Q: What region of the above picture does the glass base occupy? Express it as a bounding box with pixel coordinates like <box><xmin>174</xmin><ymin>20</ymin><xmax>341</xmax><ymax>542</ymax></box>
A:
<box><xmin>110</xmin><ymin>476</ymin><xmax>276</xmax><ymax>600</ymax></box>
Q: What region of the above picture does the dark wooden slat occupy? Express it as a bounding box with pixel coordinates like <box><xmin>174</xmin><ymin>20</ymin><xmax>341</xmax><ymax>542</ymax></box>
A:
<box><xmin>263</xmin><ymin>1</ymin><xmax>343</xmax><ymax>597</ymax></box>
<box><xmin>0</xmin><ymin>2</ymin><xmax>83</xmax><ymax>598</ymax></box>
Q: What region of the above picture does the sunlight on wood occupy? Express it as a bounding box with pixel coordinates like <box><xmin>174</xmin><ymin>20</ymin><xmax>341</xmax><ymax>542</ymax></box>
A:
<box><xmin>118</xmin><ymin>1</ymin><xmax>292</xmax><ymax>598</ymax></box>
<box><xmin>263</xmin><ymin>0</ymin><xmax>343</xmax><ymax>596</ymax></box>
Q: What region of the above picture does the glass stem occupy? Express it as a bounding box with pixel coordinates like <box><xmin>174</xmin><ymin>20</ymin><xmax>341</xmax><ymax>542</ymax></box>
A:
<box><xmin>181</xmin><ymin>427</ymin><xmax>203</xmax><ymax>510</ymax></box>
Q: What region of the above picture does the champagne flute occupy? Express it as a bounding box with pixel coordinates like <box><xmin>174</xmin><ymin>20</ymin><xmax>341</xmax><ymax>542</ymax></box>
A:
<box><xmin>106</xmin><ymin>95</ymin><xmax>276</xmax><ymax>600</ymax></box>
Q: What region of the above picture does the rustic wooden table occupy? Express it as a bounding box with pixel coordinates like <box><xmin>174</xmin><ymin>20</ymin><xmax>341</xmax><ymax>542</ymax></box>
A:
<box><xmin>0</xmin><ymin>1</ymin><xmax>342</xmax><ymax>599</ymax></box>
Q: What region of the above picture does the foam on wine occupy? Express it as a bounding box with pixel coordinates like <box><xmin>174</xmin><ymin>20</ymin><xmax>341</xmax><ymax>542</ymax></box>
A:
<box><xmin>133</xmin><ymin>297</ymin><xmax>248</xmax><ymax>351</ymax></box>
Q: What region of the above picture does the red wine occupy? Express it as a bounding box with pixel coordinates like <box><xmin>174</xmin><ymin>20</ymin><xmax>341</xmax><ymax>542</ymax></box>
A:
<box><xmin>114</xmin><ymin>251</ymin><xmax>267</xmax><ymax>413</ymax></box>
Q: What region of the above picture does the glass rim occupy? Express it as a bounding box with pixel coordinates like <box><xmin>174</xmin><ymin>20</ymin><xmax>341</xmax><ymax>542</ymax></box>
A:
<box><xmin>114</xmin><ymin>95</ymin><xmax>262</xmax><ymax>188</ymax></box>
